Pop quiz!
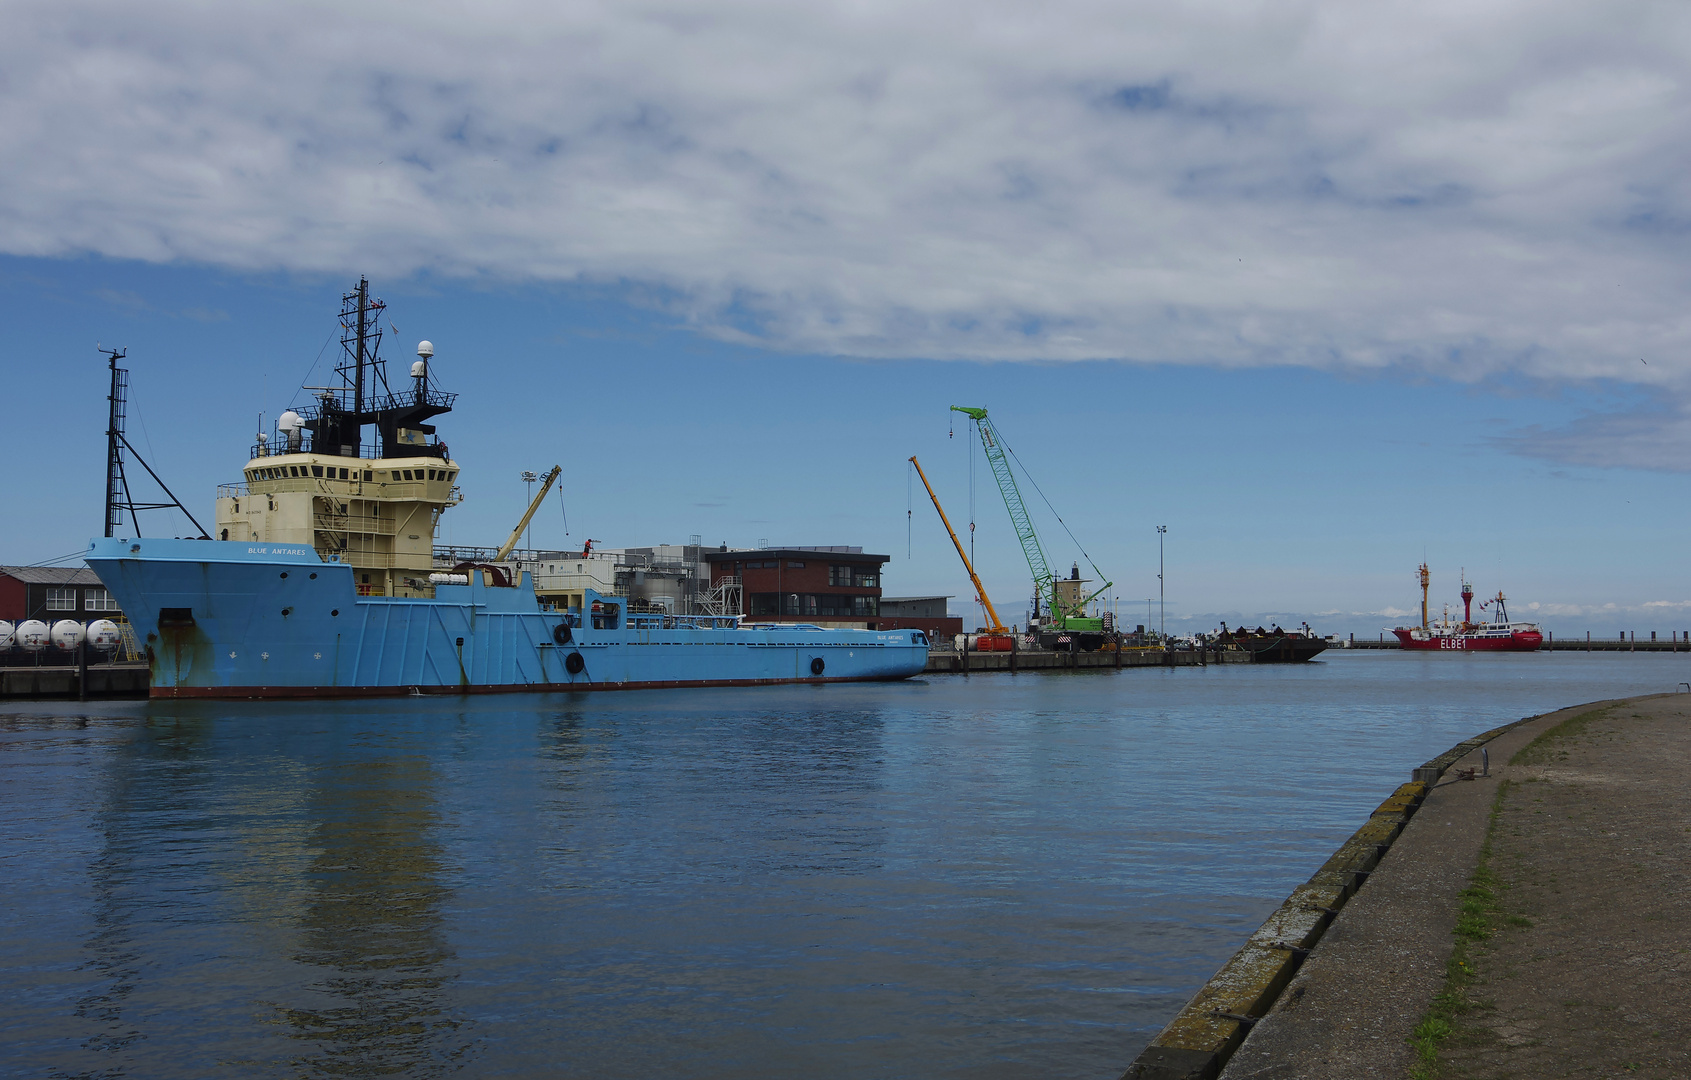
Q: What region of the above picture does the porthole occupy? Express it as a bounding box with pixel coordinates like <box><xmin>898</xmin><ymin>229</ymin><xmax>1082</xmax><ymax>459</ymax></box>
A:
<box><xmin>309</xmin><ymin>572</ymin><xmax>317</xmax><ymax>579</ymax></box>
<box><xmin>281</xmin><ymin>607</ymin><xmax>292</xmax><ymax>617</ymax></box>
<box><xmin>330</xmin><ymin>609</ymin><xmax>339</xmax><ymax>617</ymax></box>
<box><xmin>280</xmin><ymin>571</ymin><xmax>288</xmax><ymax>579</ymax></box>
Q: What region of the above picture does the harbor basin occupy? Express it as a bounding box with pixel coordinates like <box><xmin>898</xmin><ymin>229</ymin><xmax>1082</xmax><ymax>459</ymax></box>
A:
<box><xmin>1</xmin><ymin>651</ymin><xmax>1680</xmax><ymax>1078</ymax></box>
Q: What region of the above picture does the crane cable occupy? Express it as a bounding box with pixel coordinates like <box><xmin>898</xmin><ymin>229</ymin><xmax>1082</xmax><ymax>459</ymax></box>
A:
<box><xmin>998</xmin><ymin>429</ymin><xmax>1109</xmax><ymax>586</ymax></box>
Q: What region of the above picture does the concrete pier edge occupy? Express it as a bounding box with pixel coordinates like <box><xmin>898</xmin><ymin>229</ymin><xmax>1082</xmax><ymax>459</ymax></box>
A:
<box><xmin>1119</xmin><ymin>709</ymin><xmax>1555</xmax><ymax>1080</ymax></box>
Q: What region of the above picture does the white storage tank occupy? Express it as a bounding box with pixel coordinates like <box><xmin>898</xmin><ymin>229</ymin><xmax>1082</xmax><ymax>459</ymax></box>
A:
<box><xmin>87</xmin><ymin>619</ymin><xmax>123</xmax><ymax>653</ymax></box>
<box><xmin>16</xmin><ymin>620</ymin><xmax>50</xmax><ymax>651</ymax></box>
<box><xmin>0</xmin><ymin>620</ymin><xmax>13</xmax><ymax>649</ymax></box>
<box><xmin>51</xmin><ymin>620</ymin><xmax>86</xmax><ymax>651</ymax></box>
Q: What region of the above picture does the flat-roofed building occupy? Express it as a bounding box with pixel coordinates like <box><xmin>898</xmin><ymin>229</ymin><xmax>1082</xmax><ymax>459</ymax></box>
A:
<box><xmin>705</xmin><ymin>546</ymin><xmax>889</xmax><ymax>628</ymax></box>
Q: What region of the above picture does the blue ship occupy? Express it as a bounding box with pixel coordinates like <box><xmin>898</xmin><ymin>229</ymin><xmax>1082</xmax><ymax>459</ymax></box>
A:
<box><xmin>86</xmin><ymin>538</ymin><xmax>928</xmax><ymax>698</ymax></box>
<box><xmin>86</xmin><ymin>280</ymin><xmax>928</xmax><ymax>698</ymax></box>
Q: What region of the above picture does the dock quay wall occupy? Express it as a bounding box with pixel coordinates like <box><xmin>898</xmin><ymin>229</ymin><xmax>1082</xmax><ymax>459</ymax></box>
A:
<box><xmin>0</xmin><ymin>662</ymin><xmax>150</xmax><ymax>700</ymax></box>
<box><xmin>924</xmin><ymin>648</ymin><xmax>1252</xmax><ymax>674</ymax></box>
<box><xmin>1122</xmin><ymin>713</ymin><xmax>1545</xmax><ymax>1080</ymax></box>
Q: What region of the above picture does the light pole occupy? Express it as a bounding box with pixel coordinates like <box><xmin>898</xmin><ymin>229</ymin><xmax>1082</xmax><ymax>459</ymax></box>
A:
<box><xmin>521</xmin><ymin>471</ymin><xmax>538</xmax><ymax>553</ymax></box>
<box><xmin>1157</xmin><ymin>525</ymin><xmax>1167</xmax><ymax>640</ymax></box>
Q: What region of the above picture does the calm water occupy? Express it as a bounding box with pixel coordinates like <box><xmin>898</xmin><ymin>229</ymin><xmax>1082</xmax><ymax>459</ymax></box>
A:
<box><xmin>2</xmin><ymin>651</ymin><xmax>1681</xmax><ymax>1079</ymax></box>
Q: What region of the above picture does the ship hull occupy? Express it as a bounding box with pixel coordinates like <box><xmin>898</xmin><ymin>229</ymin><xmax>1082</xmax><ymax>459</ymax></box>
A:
<box><xmin>1391</xmin><ymin>628</ymin><xmax>1543</xmax><ymax>651</ymax></box>
<box><xmin>88</xmin><ymin>539</ymin><xmax>930</xmax><ymax>698</ymax></box>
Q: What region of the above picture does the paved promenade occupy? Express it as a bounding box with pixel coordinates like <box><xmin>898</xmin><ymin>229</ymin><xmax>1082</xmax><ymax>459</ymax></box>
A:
<box><xmin>1216</xmin><ymin>693</ymin><xmax>1691</xmax><ymax>1080</ymax></box>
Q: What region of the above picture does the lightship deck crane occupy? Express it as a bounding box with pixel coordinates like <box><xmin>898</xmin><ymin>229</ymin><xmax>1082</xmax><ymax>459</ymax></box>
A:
<box><xmin>950</xmin><ymin>406</ymin><xmax>1113</xmax><ymax>648</ymax></box>
<box><xmin>909</xmin><ymin>455</ymin><xmax>1009</xmax><ymax>638</ymax></box>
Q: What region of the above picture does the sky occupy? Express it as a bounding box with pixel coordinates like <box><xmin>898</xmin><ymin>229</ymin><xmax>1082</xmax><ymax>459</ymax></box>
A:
<box><xmin>2</xmin><ymin>0</ymin><xmax>1688</xmax><ymax>637</ymax></box>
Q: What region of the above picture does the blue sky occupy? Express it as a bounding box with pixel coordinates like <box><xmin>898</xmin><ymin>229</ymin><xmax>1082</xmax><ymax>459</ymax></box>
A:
<box><xmin>2</xmin><ymin>1</ymin><xmax>1688</xmax><ymax>636</ymax></box>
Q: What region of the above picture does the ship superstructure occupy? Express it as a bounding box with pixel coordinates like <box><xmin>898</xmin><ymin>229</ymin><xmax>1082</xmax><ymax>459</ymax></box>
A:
<box><xmin>215</xmin><ymin>279</ymin><xmax>460</xmax><ymax>599</ymax></box>
<box><xmin>1390</xmin><ymin>564</ymin><xmax>1543</xmax><ymax>651</ymax></box>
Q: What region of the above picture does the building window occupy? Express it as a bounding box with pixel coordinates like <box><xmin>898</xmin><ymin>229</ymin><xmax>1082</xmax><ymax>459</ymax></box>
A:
<box><xmin>45</xmin><ymin>588</ymin><xmax>76</xmax><ymax>611</ymax></box>
<box><xmin>749</xmin><ymin>593</ymin><xmax>780</xmax><ymax>616</ymax></box>
<box><xmin>788</xmin><ymin>561</ymin><xmax>805</xmax><ymax>568</ymax></box>
<box><xmin>853</xmin><ymin>596</ymin><xmax>879</xmax><ymax>616</ymax></box>
<box><xmin>85</xmin><ymin>588</ymin><xmax>119</xmax><ymax>612</ymax></box>
<box><xmin>829</xmin><ymin>564</ymin><xmax>878</xmax><ymax>588</ymax></box>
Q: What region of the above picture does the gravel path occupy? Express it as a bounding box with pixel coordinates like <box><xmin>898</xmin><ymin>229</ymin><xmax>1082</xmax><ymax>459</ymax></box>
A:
<box><xmin>1440</xmin><ymin>695</ymin><xmax>1691</xmax><ymax>1079</ymax></box>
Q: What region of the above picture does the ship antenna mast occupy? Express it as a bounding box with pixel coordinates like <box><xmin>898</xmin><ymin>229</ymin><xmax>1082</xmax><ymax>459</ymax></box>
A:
<box><xmin>336</xmin><ymin>276</ymin><xmax>388</xmax><ymax>424</ymax></box>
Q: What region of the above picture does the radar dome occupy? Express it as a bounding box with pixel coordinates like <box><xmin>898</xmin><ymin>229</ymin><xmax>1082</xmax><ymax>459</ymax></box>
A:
<box><xmin>51</xmin><ymin>620</ymin><xmax>85</xmax><ymax>651</ymax></box>
<box><xmin>410</xmin><ymin>360</ymin><xmax>427</xmax><ymax>378</ymax></box>
<box><xmin>417</xmin><ymin>340</ymin><xmax>434</xmax><ymax>358</ymax></box>
<box><xmin>0</xmin><ymin>620</ymin><xmax>14</xmax><ymax>649</ymax></box>
<box><xmin>277</xmin><ymin>410</ymin><xmax>302</xmax><ymax>432</ymax></box>
<box><xmin>87</xmin><ymin>619</ymin><xmax>122</xmax><ymax>652</ymax></box>
<box><xmin>16</xmin><ymin>620</ymin><xmax>50</xmax><ymax>651</ymax></box>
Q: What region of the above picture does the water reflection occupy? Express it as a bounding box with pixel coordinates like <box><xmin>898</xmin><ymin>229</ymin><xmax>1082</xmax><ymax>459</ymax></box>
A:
<box><xmin>281</xmin><ymin>744</ymin><xmax>472</xmax><ymax>1077</ymax></box>
<box><xmin>82</xmin><ymin>717</ymin><xmax>219</xmax><ymax>1071</ymax></box>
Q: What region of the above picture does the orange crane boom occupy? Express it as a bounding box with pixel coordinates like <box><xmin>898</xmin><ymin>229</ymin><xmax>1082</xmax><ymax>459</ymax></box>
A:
<box><xmin>909</xmin><ymin>455</ymin><xmax>1007</xmax><ymax>634</ymax></box>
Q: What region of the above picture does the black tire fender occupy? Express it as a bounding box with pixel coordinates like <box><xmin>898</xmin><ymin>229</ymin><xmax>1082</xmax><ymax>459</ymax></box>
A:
<box><xmin>810</xmin><ymin>656</ymin><xmax>825</xmax><ymax>676</ymax></box>
<box><xmin>553</xmin><ymin>622</ymin><xmax>573</xmax><ymax>646</ymax></box>
<box><xmin>565</xmin><ymin>652</ymin><xmax>585</xmax><ymax>675</ymax></box>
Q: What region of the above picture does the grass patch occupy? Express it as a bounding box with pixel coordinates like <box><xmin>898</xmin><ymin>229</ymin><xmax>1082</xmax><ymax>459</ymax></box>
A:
<box><xmin>1406</xmin><ymin>779</ymin><xmax>1515</xmax><ymax>1080</ymax></box>
<box><xmin>1510</xmin><ymin>705</ymin><xmax>1615</xmax><ymax>766</ymax></box>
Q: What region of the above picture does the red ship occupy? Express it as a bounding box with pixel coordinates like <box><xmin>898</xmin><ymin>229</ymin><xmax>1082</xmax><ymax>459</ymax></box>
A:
<box><xmin>1390</xmin><ymin>564</ymin><xmax>1543</xmax><ymax>651</ymax></box>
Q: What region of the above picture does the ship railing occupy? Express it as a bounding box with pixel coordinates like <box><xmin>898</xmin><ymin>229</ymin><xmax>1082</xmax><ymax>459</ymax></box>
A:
<box><xmin>624</xmin><ymin>613</ymin><xmax>743</xmax><ymax>630</ymax></box>
<box><xmin>314</xmin><ymin>512</ymin><xmax>397</xmax><ymax>535</ymax></box>
<box><xmin>438</xmin><ymin>545</ymin><xmax>618</xmax><ymax>566</ymax></box>
<box><xmin>293</xmin><ymin>388</ymin><xmax>458</xmax><ymax>422</ymax></box>
<box><xmin>248</xmin><ymin>439</ymin><xmax>452</xmax><ymax>461</ymax></box>
<box><xmin>218</xmin><ymin>483</ymin><xmax>250</xmax><ymax>498</ymax></box>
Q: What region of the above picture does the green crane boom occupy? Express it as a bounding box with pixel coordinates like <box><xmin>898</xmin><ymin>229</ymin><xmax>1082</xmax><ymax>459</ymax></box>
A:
<box><xmin>950</xmin><ymin>406</ymin><xmax>1111</xmax><ymax>627</ymax></box>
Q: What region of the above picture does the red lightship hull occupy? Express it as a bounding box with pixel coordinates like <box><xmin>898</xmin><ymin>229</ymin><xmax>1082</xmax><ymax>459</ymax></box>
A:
<box><xmin>1391</xmin><ymin>628</ymin><xmax>1543</xmax><ymax>652</ymax></box>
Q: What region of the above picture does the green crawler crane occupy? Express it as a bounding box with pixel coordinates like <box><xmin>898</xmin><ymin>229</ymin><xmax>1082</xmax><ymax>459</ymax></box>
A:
<box><xmin>950</xmin><ymin>406</ymin><xmax>1114</xmax><ymax>650</ymax></box>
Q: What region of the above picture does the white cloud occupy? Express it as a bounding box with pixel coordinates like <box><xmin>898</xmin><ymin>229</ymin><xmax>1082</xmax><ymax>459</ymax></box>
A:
<box><xmin>1357</xmin><ymin>607</ymin><xmax>1414</xmax><ymax>618</ymax></box>
<box><xmin>3</xmin><ymin>0</ymin><xmax>1689</xmax><ymax>384</ymax></box>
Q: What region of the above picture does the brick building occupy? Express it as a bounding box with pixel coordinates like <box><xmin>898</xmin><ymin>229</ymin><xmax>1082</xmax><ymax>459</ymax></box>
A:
<box><xmin>705</xmin><ymin>546</ymin><xmax>890</xmax><ymax>627</ymax></box>
<box><xmin>0</xmin><ymin>567</ymin><xmax>124</xmax><ymax>623</ymax></box>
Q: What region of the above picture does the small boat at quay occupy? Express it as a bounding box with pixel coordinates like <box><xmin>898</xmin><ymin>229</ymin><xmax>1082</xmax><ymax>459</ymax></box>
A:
<box><xmin>1390</xmin><ymin>564</ymin><xmax>1543</xmax><ymax>652</ymax></box>
<box><xmin>86</xmin><ymin>279</ymin><xmax>929</xmax><ymax>698</ymax></box>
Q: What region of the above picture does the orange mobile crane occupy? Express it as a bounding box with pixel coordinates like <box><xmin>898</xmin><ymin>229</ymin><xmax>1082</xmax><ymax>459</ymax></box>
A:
<box><xmin>908</xmin><ymin>455</ymin><xmax>1013</xmax><ymax>650</ymax></box>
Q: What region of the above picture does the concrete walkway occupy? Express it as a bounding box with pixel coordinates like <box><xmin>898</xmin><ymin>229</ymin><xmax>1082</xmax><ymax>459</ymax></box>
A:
<box><xmin>1217</xmin><ymin>693</ymin><xmax>1691</xmax><ymax>1080</ymax></box>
